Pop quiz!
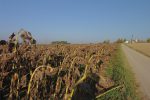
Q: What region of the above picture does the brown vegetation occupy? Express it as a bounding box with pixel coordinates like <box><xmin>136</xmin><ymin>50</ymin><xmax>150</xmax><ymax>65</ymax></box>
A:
<box><xmin>0</xmin><ymin>43</ymin><xmax>117</xmax><ymax>99</ymax></box>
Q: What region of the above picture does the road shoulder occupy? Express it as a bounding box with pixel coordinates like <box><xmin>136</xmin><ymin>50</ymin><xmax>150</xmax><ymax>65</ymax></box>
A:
<box><xmin>105</xmin><ymin>44</ymin><xmax>140</xmax><ymax>100</ymax></box>
<box><xmin>122</xmin><ymin>44</ymin><xmax>150</xmax><ymax>100</ymax></box>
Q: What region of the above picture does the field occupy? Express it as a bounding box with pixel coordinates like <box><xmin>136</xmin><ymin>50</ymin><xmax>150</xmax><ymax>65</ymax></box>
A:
<box><xmin>0</xmin><ymin>43</ymin><xmax>139</xmax><ymax>100</ymax></box>
<box><xmin>127</xmin><ymin>43</ymin><xmax>150</xmax><ymax>57</ymax></box>
<box><xmin>0</xmin><ymin>44</ymin><xmax>120</xmax><ymax>100</ymax></box>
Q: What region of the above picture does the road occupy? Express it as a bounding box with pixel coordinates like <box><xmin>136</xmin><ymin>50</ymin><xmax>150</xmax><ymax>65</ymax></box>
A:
<box><xmin>122</xmin><ymin>44</ymin><xmax>150</xmax><ymax>100</ymax></box>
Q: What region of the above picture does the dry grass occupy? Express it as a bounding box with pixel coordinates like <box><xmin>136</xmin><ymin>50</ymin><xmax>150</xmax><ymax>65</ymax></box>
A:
<box><xmin>127</xmin><ymin>43</ymin><xmax>150</xmax><ymax>57</ymax></box>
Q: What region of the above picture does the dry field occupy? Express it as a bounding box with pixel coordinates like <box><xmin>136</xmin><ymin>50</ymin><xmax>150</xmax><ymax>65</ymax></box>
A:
<box><xmin>127</xmin><ymin>43</ymin><xmax>150</xmax><ymax>57</ymax></box>
<box><xmin>0</xmin><ymin>44</ymin><xmax>119</xmax><ymax>100</ymax></box>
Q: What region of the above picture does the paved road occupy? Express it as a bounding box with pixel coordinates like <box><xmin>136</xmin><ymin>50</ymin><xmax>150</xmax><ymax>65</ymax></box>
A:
<box><xmin>122</xmin><ymin>44</ymin><xmax>150</xmax><ymax>100</ymax></box>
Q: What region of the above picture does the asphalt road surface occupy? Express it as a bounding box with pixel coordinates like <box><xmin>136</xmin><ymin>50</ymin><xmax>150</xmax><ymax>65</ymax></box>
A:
<box><xmin>122</xmin><ymin>44</ymin><xmax>150</xmax><ymax>100</ymax></box>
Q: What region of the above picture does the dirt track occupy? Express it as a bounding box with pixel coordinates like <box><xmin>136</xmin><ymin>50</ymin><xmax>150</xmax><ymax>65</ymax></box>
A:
<box><xmin>122</xmin><ymin>44</ymin><xmax>150</xmax><ymax>100</ymax></box>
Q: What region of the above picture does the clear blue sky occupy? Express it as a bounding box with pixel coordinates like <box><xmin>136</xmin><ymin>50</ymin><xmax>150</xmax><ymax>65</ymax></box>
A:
<box><xmin>0</xmin><ymin>0</ymin><xmax>150</xmax><ymax>43</ymax></box>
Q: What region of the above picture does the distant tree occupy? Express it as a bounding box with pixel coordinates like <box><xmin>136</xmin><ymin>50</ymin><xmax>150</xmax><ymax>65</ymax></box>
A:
<box><xmin>51</xmin><ymin>41</ymin><xmax>70</xmax><ymax>44</ymax></box>
<box><xmin>115</xmin><ymin>38</ymin><xmax>126</xmax><ymax>43</ymax></box>
<box><xmin>123</xmin><ymin>38</ymin><xmax>126</xmax><ymax>42</ymax></box>
<box><xmin>0</xmin><ymin>40</ymin><xmax>7</xmax><ymax>45</ymax></box>
<box><xmin>147</xmin><ymin>38</ymin><xmax>150</xmax><ymax>43</ymax></box>
<box><xmin>103</xmin><ymin>40</ymin><xmax>110</xmax><ymax>44</ymax></box>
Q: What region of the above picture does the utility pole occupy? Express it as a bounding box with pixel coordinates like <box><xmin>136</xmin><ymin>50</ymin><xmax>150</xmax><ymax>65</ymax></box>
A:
<box><xmin>131</xmin><ymin>34</ymin><xmax>133</xmax><ymax>44</ymax></box>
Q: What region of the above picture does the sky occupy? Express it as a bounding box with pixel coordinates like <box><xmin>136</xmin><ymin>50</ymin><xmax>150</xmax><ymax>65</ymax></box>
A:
<box><xmin>0</xmin><ymin>0</ymin><xmax>150</xmax><ymax>43</ymax></box>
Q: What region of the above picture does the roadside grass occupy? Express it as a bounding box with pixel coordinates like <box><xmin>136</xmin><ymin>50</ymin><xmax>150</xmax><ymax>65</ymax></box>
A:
<box><xmin>97</xmin><ymin>44</ymin><xmax>139</xmax><ymax>100</ymax></box>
